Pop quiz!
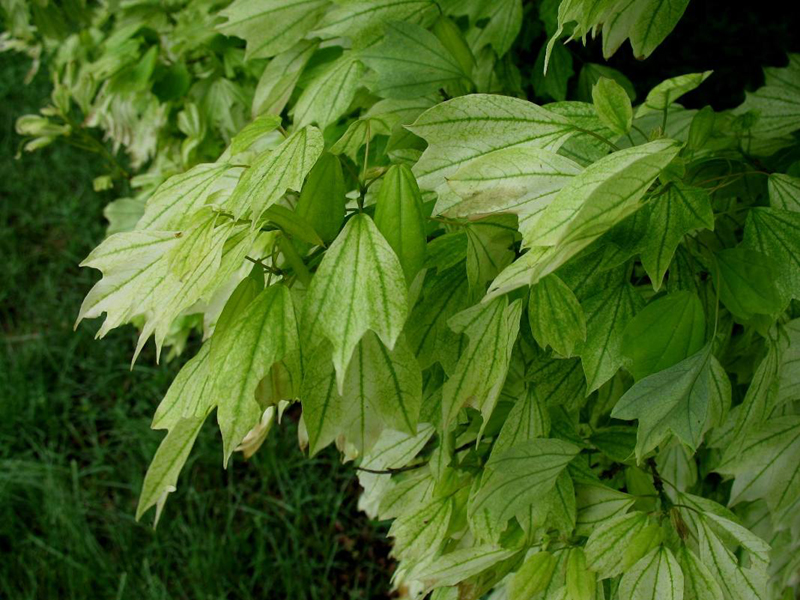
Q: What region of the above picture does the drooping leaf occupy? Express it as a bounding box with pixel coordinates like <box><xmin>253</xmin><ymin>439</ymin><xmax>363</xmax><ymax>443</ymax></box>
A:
<box><xmin>292</xmin><ymin>53</ymin><xmax>366</xmax><ymax>130</ymax></box>
<box><xmin>374</xmin><ymin>164</ymin><xmax>428</xmax><ymax>283</ymax></box>
<box><xmin>136</xmin><ymin>416</ymin><xmax>206</xmax><ymax>524</ymax></box>
<box><xmin>295</xmin><ymin>152</ymin><xmax>346</xmax><ymax>245</ymax></box>
<box><xmin>528</xmin><ymin>273</ymin><xmax>586</xmax><ymax>357</ymax></box>
<box><xmin>210</xmin><ymin>283</ymin><xmax>300</xmax><ymax>464</ymax></box>
<box><xmin>301</xmin><ymin>332</ymin><xmax>422</xmax><ymax>456</ymax></box>
<box><xmin>618</xmin><ymin>546</ymin><xmax>684</xmax><ymax>600</ymax></box>
<box><xmin>302</xmin><ymin>214</ymin><xmax>409</xmax><ymax>391</ymax></box>
<box><xmin>621</xmin><ymin>290</ymin><xmax>706</xmax><ymax>380</ymax></box>
<box><xmin>640</xmin><ymin>183</ymin><xmax>714</xmax><ymax>290</ymax></box>
<box><xmin>217</xmin><ymin>0</ymin><xmax>328</xmax><ymax>60</ymax></box>
<box><xmin>362</xmin><ymin>21</ymin><xmax>468</xmax><ymax>99</ymax></box>
<box><xmin>468</xmin><ymin>438</ymin><xmax>580</xmax><ymax>533</ymax></box>
<box><xmin>440</xmin><ymin>296</ymin><xmax>522</xmax><ymax>429</ymax></box>
<box><xmin>224</xmin><ymin>126</ymin><xmax>324</xmax><ymax>222</ymax></box>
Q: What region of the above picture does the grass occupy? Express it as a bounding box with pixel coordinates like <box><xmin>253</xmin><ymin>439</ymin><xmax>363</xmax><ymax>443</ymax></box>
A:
<box><xmin>0</xmin><ymin>53</ymin><xmax>393</xmax><ymax>599</ymax></box>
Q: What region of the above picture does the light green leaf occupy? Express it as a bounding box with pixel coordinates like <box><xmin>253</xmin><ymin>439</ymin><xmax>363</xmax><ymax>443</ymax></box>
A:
<box><xmin>566</xmin><ymin>548</ymin><xmax>596</xmax><ymax>600</ymax></box>
<box><xmin>696</xmin><ymin>518</ymin><xmax>766</xmax><ymax>600</ymax></box>
<box><xmin>229</xmin><ymin>114</ymin><xmax>282</xmax><ymax>155</ymax></box>
<box><xmin>578</xmin><ymin>63</ymin><xmax>636</xmax><ymax>102</ymax></box>
<box><xmin>743</xmin><ymin>207</ymin><xmax>800</xmax><ymax>301</ymax></box>
<box><xmin>442</xmin><ymin>147</ymin><xmax>581</xmax><ymax>237</ymax></box>
<box><xmin>628</xmin><ymin>0</ymin><xmax>691</xmax><ymax>60</ymax></box>
<box><xmin>224</xmin><ymin>126</ymin><xmax>324</xmax><ymax>222</ymax></box>
<box><xmin>252</xmin><ymin>39</ymin><xmax>318</xmax><ymax>117</ymax></box>
<box><xmin>136</xmin><ymin>416</ymin><xmax>206</xmax><ymax>524</ymax></box>
<box><xmin>678</xmin><ymin>547</ymin><xmax>723</xmax><ymax>600</ymax></box>
<box><xmin>406</xmin><ymin>263</ymin><xmax>470</xmax><ymax>373</ymax></box>
<box><xmin>374</xmin><ymin>164</ymin><xmax>428</xmax><ymax>283</ymax></box>
<box><xmin>362</xmin><ymin>21</ymin><xmax>468</xmax><ymax>99</ymax></box>
<box><xmin>618</xmin><ymin>546</ymin><xmax>683</xmax><ymax>600</ymax></box>
<box><xmin>530</xmin><ymin>139</ymin><xmax>680</xmax><ymax>250</ymax></box>
<box><xmin>637</xmin><ymin>71</ymin><xmax>713</xmax><ymax>117</ymax></box>
<box><xmin>768</xmin><ymin>173</ymin><xmax>800</xmax><ymax>212</ymax></box>
<box><xmin>468</xmin><ymin>438</ymin><xmax>580</xmax><ymax>533</ymax></box>
<box><xmin>533</xmin><ymin>42</ymin><xmax>574</xmax><ymax>102</ymax></box>
<box><xmin>312</xmin><ymin>0</ymin><xmax>438</xmax><ymax>49</ymax></box>
<box><xmin>302</xmin><ymin>214</ymin><xmax>409</xmax><ymax>391</ymax></box>
<box><xmin>151</xmin><ymin>344</ymin><xmax>212</xmax><ymax>430</ymax></box>
<box><xmin>217</xmin><ymin>0</ymin><xmax>327</xmax><ymax>60</ymax></box>
<box><xmin>389</xmin><ymin>495</ymin><xmax>453</xmax><ymax>561</ymax></box>
<box><xmin>640</xmin><ymin>184</ymin><xmax>714</xmax><ymax>290</ymax></box>
<box><xmin>210</xmin><ymin>284</ymin><xmax>300</xmax><ymax>464</ymax></box>
<box><xmin>301</xmin><ymin>332</ymin><xmax>422</xmax><ymax>456</ymax></box>
<box><xmin>621</xmin><ymin>291</ymin><xmax>706</xmax><ymax>380</ymax></box>
<box><xmin>575</xmin><ymin>268</ymin><xmax>644</xmax><ymax>393</ymax></box>
<box><xmin>612</xmin><ymin>345</ymin><xmax>715</xmax><ymax>461</ymax></box>
<box><xmin>441</xmin><ymin>296</ymin><xmax>522</xmax><ymax>429</ymax></box>
<box><xmin>293</xmin><ymin>53</ymin><xmax>366</xmax><ymax>130</ymax></box>
<box><xmin>508</xmin><ymin>551</ymin><xmax>556</xmax><ymax>600</ymax></box>
<box><xmin>576</xmin><ymin>483</ymin><xmax>636</xmax><ymax>537</ymax></box>
<box><xmin>716</xmin><ymin>247</ymin><xmax>785</xmax><ymax>320</ymax></box>
<box><xmin>295</xmin><ymin>152</ymin><xmax>346</xmax><ymax>245</ymax></box>
<box><xmin>408</xmin><ymin>94</ymin><xmax>575</xmax><ymax>192</ymax></box>
<box><xmin>468</xmin><ymin>0</ymin><xmax>522</xmax><ymax>57</ymax></box>
<box><xmin>136</xmin><ymin>162</ymin><xmax>239</xmax><ymax>231</ymax></box>
<box><xmin>412</xmin><ymin>543</ymin><xmax>519</xmax><ymax>591</ymax></box>
<box><xmin>737</xmin><ymin>54</ymin><xmax>800</xmax><ymax>139</ymax></box>
<box><xmin>104</xmin><ymin>197</ymin><xmax>144</xmax><ymax>235</ymax></box>
<box><xmin>465</xmin><ymin>215</ymin><xmax>518</xmax><ymax>294</ymax></box>
<box><xmin>584</xmin><ymin>511</ymin><xmax>649</xmax><ymax>579</ymax></box>
<box><xmin>492</xmin><ymin>387</ymin><xmax>551</xmax><ymax>457</ymax></box>
<box><xmin>717</xmin><ymin>416</ymin><xmax>800</xmax><ymax>516</ymax></box>
<box><xmin>593</xmin><ymin>77</ymin><xmax>633</xmax><ymax>136</ymax></box>
<box><xmin>529</xmin><ymin>273</ymin><xmax>586</xmax><ymax>357</ymax></box>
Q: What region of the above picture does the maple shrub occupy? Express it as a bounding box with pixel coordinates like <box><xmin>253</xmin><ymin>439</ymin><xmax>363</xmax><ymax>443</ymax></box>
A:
<box><xmin>8</xmin><ymin>0</ymin><xmax>800</xmax><ymax>598</ymax></box>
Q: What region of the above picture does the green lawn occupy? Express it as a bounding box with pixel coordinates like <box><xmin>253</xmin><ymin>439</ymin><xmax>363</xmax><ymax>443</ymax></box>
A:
<box><xmin>0</xmin><ymin>53</ymin><xmax>393</xmax><ymax>600</ymax></box>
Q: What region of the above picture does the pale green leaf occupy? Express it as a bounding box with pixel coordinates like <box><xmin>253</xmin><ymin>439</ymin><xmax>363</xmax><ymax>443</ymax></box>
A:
<box><xmin>612</xmin><ymin>345</ymin><xmax>715</xmax><ymax>461</ymax></box>
<box><xmin>529</xmin><ymin>273</ymin><xmax>586</xmax><ymax>357</ymax></box>
<box><xmin>252</xmin><ymin>39</ymin><xmax>318</xmax><ymax>117</ymax></box>
<box><xmin>224</xmin><ymin>126</ymin><xmax>324</xmax><ymax>222</ymax></box>
<box><xmin>405</xmin><ymin>263</ymin><xmax>470</xmax><ymax>373</ymax></box>
<box><xmin>151</xmin><ymin>344</ymin><xmax>212</xmax><ymax>430</ymax></box>
<box><xmin>768</xmin><ymin>173</ymin><xmax>800</xmax><ymax>212</ymax></box>
<box><xmin>136</xmin><ymin>162</ymin><xmax>239</xmax><ymax>231</ymax></box>
<box><xmin>621</xmin><ymin>291</ymin><xmax>706</xmax><ymax>380</ymax></box>
<box><xmin>104</xmin><ymin>197</ymin><xmax>144</xmax><ymax>235</ymax></box>
<box><xmin>717</xmin><ymin>416</ymin><xmax>800</xmax><ymax>517</ymax></box>
<box><xmin>492</xmin><ymin>387</ymin><xmax>551</xmax><ymax>457</ymax></box>
<box><xmin>577</xmin><ymin>63</ymin><xmax>636</xmax><ymax>102</ymax></box>
<box><xmin>637</xmin><ymin>71</ymin><xmax>713</xmax><ymax>117</ymax></box>
<box><xmin>640</xmin><ymin>183</ymin><xmax>714</xmax><ymax>290</ymax></box>
<box><xmin>441</xmin><ymin>147</ymin><xmax>581</xmax><ymax>238</ymax></box>
<box><xmin>628</xmin><ymin>0</ymin><xmax>691</xmax><ymax>60</ymax></box>
<box><xmin>136</xmin><ymin>416</ymin><xmax>206</xmax><ymax>523</ymax></box>
<box><xmin>388</xmin><ymin>495</ymin><xmax>453</xmax><ymax>561</ymax></box>
<box><xmin>584</xmin><ymin>511</ymin><xmax>649</xmax><ymax>579</ymax></box>
<box><xmin>508</xmin><ymin>551</ymin><xmax>556</xmax><ymax>600</ymax></box>
<box><xmin>412</xmin><ymin>544</ymin><xmax>519</xmax><ymax>591</ymax></box>
<box><xmin>696</xmin><ymin>518</ymin><xmax>766</xmax><ymax>600</ymax></box>
<box><xmin>618</xmin><ymin>546</ymin><xmax>683</xmax><ymax>600</ymax></box>
<box><xmin>468</xmin><ymin>0</ymin><xmax>522</xmax><ymax>57</ymax></box>
<box><xmin>217</xmin><ymin>0</ymin><xmax>327</xmax><ymax>60</ymax></box>
<box><xmin>737</xmin><ymin>54</ymin><xmax>800</xmax><ymax>139</ymax></box>
<box><xmin>677</xmin><ymin>547</ymin><xmax>723</xmax><ymax>600</ymax></box>
<box><xmin>465</xmin><ymin>215</ymin><xmax>518</xmax><ymax>294</ymax></box>
<box><xmin>210</xmin><ymin>284</ymin><xmax>300</xmax><ymax>464</ymax></box>
<box><xmin>362</xmin><ymin>21</ymin><xmax>468</xmax><ymax>99</ymax></box>
<box><xmin>293</xmin><ymin>53</ymin><xmax>365</xmax><ymax>130</ymax></box>
<box><xmin>576</xmin><ymin>483</ymin><xmax>636</xmax><ymax>537</ymax></box>
<box><xmin>312</xmin><ymin>0</ymin><xmax>438</xmax><ymax>49</ymax></box>
<box><xmin>302</xmin><ymin>214</ymin><xmax>409</xmax><ymax>391</ymax></box>
<box><xmin>468</xmin><ymin>438</ymin><xmax>580</xmax><ymax>533</ymax></box>
<box><xmin>440</xmin><ymin>296</ymin><xmax>522</xmax><ymax>429</ymax></box>
<box><xmin>593</xmin><ymin>77</ymin><xmax>633</xmax><ymax>136</ymax></box>
<box><xmin>408</xmin><ymin>94</ymin><xmax>575</xmax><ymax>192</ymax></box>
<box><xmin>530</xmin><ymin>139</ymin><xmax>680</xmax><ymax>249</ymax></box>
<box><xmin>229</xmin><ymin>114</ymin><xmax>282</xmax><ymax>155</ymax></box>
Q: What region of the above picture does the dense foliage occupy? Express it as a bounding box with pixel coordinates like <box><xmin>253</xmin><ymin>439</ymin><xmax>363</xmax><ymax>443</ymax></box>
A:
<box><xmin>6</xmin><ymin>0</ymin><xmax>800</xmax><ymax>598</ymax></box>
